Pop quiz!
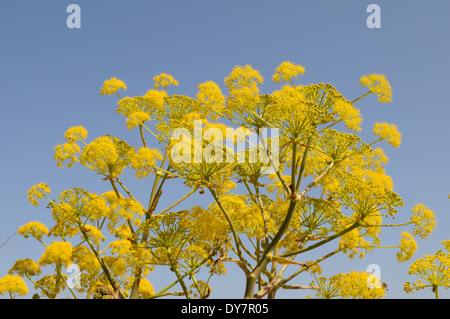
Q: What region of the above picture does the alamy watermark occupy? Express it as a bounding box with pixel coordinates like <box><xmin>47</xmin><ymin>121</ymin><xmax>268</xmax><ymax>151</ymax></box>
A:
<box><xmin>66</xmin><ymin>263</ymin><xmax>81</xmax><ymax>289</ymax></box>
<box><xmin>170</xmin><ymin>120</ymin><xmax>280</xmax><ymax>175</ymax></box>
<box><xmin>366</xmin><ymin>264</ymin><xmax>382</xmax><ymax>288</ymax></box>
<box><xmin>366</xmin><ymin>4</ymin><xmax>381</xmax><ymax>29</ymax></box>
<box><xmin>66</xmin><ymin>4</ymin><xmax>81</xmax><ymax>29</ymax></box>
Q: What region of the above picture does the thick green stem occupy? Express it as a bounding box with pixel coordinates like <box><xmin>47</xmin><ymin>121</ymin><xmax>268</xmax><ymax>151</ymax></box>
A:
<box><xmin>295</xmin><ymin>137</ymin><xmax>312</xmax><ymax>193</ymax></box>
<box><xmin>291</xmin><ymin>142</ymin><xmax>297</xmax><ymax>189</ymax></box>
<box><xmin>139</xmin><ymin>124</ymin><xmax>147</xmax><ymax>147</ymax></box>
<box><xmin>434</xmin><ymin>286</ymin><xmax>439</xmax><ymax>299</ymax></box>
<box><xmin>244</xmin><ymin>199</ymin><xmax>298</xmax><ymax>299</ymax></box>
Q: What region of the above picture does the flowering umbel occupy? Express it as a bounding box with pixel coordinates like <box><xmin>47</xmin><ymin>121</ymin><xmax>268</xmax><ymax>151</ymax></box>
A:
<box><xmin>5</xmin><ymin>61</ymin><xmax>438</xmax><ymax>300</ymax></box>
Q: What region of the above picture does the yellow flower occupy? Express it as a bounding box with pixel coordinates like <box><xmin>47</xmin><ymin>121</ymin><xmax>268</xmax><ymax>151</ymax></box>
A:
<box><xmin>272</xmin><ymin>61</ymin><xmax>305</xmax><ymax>83</ymax></box>
<box><xmin>153</xmin><ymin>73</ymin><xmax>178</xmax><ymax>89</ymax></box>
<box><xmin>100</xmin><ymin>77</ymin><xmax>127</xmax><ymax>95</ymax></box>
<box><xmin>360</xmin><ymin>74</ymin><xmax>392</xmax><ymax>103</ymax></box>
<box><xmin>131</xmin><ymin>147</ymin><xmax>162</xmax><ymax>179</ymax></box>
<box><xmin>0</xmin><ymin>275</ymin><xmax>28</xmax><ymax>298</ymax></box>
<box><xmin>72</xmin><ymin>246</ymin><xmax>101</xmax><ymax>274</ymax></box>
<box><xmin>333</xmin><ymin>271</ymin><xmax>386</xmax><ymax>299</ymax></box>
<box><xmin>374</xmin><ymin>148</ymin><xmax>389</xmax><ymax>164</ymax></box>
<box><xmin>196</xmin><ymin>81</ymin><xmax>226</xmax><ymax>120</ymax></box>
<box><xmin>17</xmin><ymin>221</ymin><xmax>48</xmax><ymax>240</ymax></box>
<box><xmin>443</xmin><ymin>240</ymin><xmax>450</xmax><ymax>253</ymax></box>
<box><xmin>108</xmin><ymin>240</ymin><xmax>132</xmax><ymax>256</ymax></box>
<box><xmin>80</xmin><ymin>136</ymin><xmax>135</xmax><ymax>176</ymax></box>
<box><xmin>270</xmin><ymin>85</ymin><xmax>305</xmax><ymax>121</ymax></box>
<box><xmin>397</xmin><ymin>232</ymin><xmax>417</xmax><ymax>262</ymax></box>
<box><xmin>64</xmin><ymin>126</ymin><xmax>88</xmax><ymax>143</ymax></box>
<box><xmin>9</xmin><ymin>259</ymin><xmax>41</xmax><ymax>277</ymax></box>
<box><xmin>38</xmin><ymin>241</ymin><xmax>73</xmax><ymax>268</ymax></box>
<box><xmin>54</xmin><ymin>142</ymin><xmax>80</xmax><ymax>168</ymax></box>
<box><xmin>27</xmin><ymin>183</ymin><xmax>51</xmax><ymax>206</ymax></box>
<box><xmin>82</xmin><ymin>225</ymin><xmax>105</xmax><ymax>246</ymax></box>
<box><xmin>405</xmin><ymin>241</ymin><xmax>450</xmax><ymax>296</ymax></box>
<box><xmin>143</xmin><ymin>89</ymin><xmax>167</xmax><ymax>112</ymax></box>
<box><xmin>410</xmin><ymin>203</ymin><xmax>436</xmax><ymax>239</ymax></box>
<box><xmin>126</xmin><ymin>111</ymin><xmax>151</xmax><ymax>130</ymax></box>
<box><xmin>339</xmin><ymin>228</ymin><xmax>369</xmax><ymax>258</ymax></box>
<box><xmin>333</xmin><ymin>99</ymin><xmax>362</xmax><ymax>132</ymax></box>
<box><xmin>224</xmin><ymin>65</ymin><xmax>264</xmax><ymax>113</ymax></box>
<box><xmin>136</xmin><ymin>278</ymin><xmax>154</xmax><ymax>299</ymax></box>
<box><xmin>373</xmin><ymin>122</ymin><xmax>402</xmax><ymax>147</ymax></box>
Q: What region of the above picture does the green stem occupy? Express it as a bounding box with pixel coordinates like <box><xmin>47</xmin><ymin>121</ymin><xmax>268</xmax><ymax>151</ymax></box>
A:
<box><xmin>291</xmin><ymin>141</ymin><xmax>297</xmax><ymax>189</ymax></box>
<box><xmin>139</xmin><ymin>124</ymin><xmax>147</xmax><ymax>148</ymax></box>
<box><xmin>167</xmin><ymin>251</ymin><xmax>190</xmax><ymax>299</ymax></box>
<box><xmin>244</xmin><ymin>199</ymin><xmax>298</xmax><ymax>299</ymax></box>
<box><xmin>148</xmin><ymin>150</ymin><xmax>169</xmax><ymax>211</ymax></box>
<box><xmin>351</xmin><ymin>90</ymin><xmax>371</xmax><ymax>104</ymax></box>
<box><xmin>153</xmin><ymin>188</ymin><xmax>196</xmax><ymax>216</ymax></box>
<box><xmin>25</xmin><ymin>274</ymin><xmax>52</xmax><ymax>298</ymax></box>
<box><xmin>79</xmin><ymin>224</ymin><xmax>125</xmax><ymax>299</ymax></box>
<box><xmin>254</xmin><ymin>182</ymin><xmax>269</xmax><ymax>244</ymax></box>
<box><xmin>295</xmin><ymin>137</ymin><xmax>312</xmax><ymax>193</ymax></box>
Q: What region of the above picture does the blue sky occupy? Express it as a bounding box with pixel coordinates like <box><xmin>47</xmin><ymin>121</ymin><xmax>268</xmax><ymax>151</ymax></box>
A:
<box><xmin>0</xmin><ymin>1</ymin><xmax>449</xmax><ymax>299</ymax></box>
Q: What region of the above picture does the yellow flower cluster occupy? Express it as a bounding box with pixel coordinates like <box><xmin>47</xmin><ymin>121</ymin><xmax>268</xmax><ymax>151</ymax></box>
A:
<box><xmin>54</xmin><ymin>143</ymin><xmax>80</xmax><ymax>168</ymax></box>
<box><xmin>311</xmin><ymin>271</ymin><xmax>386</xmax><ymax>299</ymax></box>
<box><xmin>117</xmin><ymin>90</ymin><xmax>167</xmax><ymax>128</ymax></box>
<box><xmin>373</xmin><ymin>122</ymin><xmax>402</xmax><ymax>147</ymax></box>
<box><xmin>80</xmin><ymin>135</ymin><xmax>135</xmax><ymax>176</ymax></box>
<box><xmin>0</xmin><ymin>275</ymin><xmax>28</xmax><ymax>298</ymax></box>
<box><xmin>27</xmin><ymin>183</ymin><xmax>51</xmax><ymax>206</ymax></box>
<box><xmin>224</xmin><ymin>65</ymin><xmax>264</xmax><ymax>113</ymax></box>
<box><xmin>9</xmin><ymin>259</ymin><xmax>41</xmax><ymax>277</ymax></box>
<box><xmin>64</xmin><ymin>126</ymin><xmax>88</xmax><ymax>143</ymax></box>
<box><xmin>404</xmin><ymin>241</ymin><xmax>450</xmax><ymax>296</ymax></box>
<box><xmin>129</xmin><ymin>277</ymin><xmax>154</xmax><ymax>299</ymax></box>
<box><xmin>196</xmin><ymin>81</ymin><xmax>226</xmax><ymax>120</ymax></box>
<box><xmin>333</xmin><ymin>271</ymin><xmax>386</xmax><ymax>299</ymax></box>
<box><xmin>100</xmin><ymin>77</ymin><xmax>127</xmax><ymax>95</ymax></box>
<box><xmin>131</xmin><ymin>147</ymin><xmax>162</xmax><ymax>179</ymax></box>
<box><xmin>410</xmin><ymin>203</ymin><xmax>436</xmax><ymax>238</ymax></box>
<box><xmin>333</xmin><ymin>99</ymin><xmax>362</xmax><ymax>132</ymax></box>
<box><xmin>54</xmin><ymin>126</ymin><xmax>88</xmax><ymax>168</ymax></box>
<box><xmin>72</xmin><ymin>246</ymin><xmax>101</xmax><ymax>275</ymax></box>
<box><xmin>38</xmin><ymin>241</ymin><xmax>73</xmax><ymax>268</ymax></box>
<box><xmin>339</xmin><ymin>228</ymin><xmax>371</xmax><ymax>258</ymax></box>
<box><xmin>272</xmin><ymin>61</ymin><xmax>305</xmax><ymax>83</ymax></box>
<box><xmin>17</xmin><ymin>221</ymin><xmax>48</xmax><ymax>240</ymax></box>
<box><xmin>143</xmin><ymin>89</ymin><xmax>167</xmax><ymax>110</ymax></box>
<box><xmin>397</xmin><ymin>232</ymin><xmax>417</xmax><ymax>262</ymax></box>
<box><xmin>153</xmin><ymin>73</ymin><xmax>178</xmax><ymax>89</ymax></box>
<box><xmin>82</xmin><ymin>225</ymin><xmax>105</xmax><ymax>246</ymax></box>
<box><xmin>126</xmin><ymin>111</ymin><xmax>150</xmax><ymax>130</ymax></box>
<box><xmin>270</xmin><ymin>85</ymin><xmax>305</xmax><ymax>121</ymax></box>
<box><xmin>360</xmin><ymin>74</ymin><xmax>392</xmax><ymax>103</ymax></box>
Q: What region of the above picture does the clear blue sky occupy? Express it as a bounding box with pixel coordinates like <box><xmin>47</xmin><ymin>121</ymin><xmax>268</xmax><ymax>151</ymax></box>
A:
<box><xmin>0</xmin><ymin>1</ymin><xmax>449</xmax><ymax>299</ymax></box>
